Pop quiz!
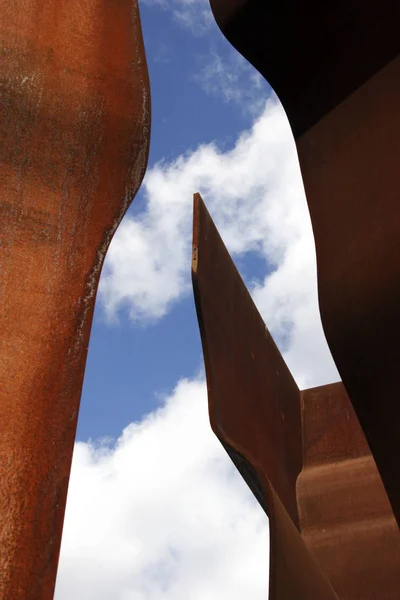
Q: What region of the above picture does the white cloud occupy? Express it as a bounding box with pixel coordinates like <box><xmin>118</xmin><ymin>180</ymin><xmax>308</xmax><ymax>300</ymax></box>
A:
<box><xmin>194</xmin><ymin>50</ymin><xmax>267</xmax><ymax>115</ymax></box>
<box><xmin>140</xmin><ymin>0</ymin><xmax>212</xmax><ymax>35</ymax></box>
<box><xmin>140</xmin><ymin>0</ymin><xmax>267</xmax><ymax>111</ymax></box>
<box><xmin>56</xmin><ymin>72</ymin><xmax>339</xmax><ymax>600</ymax></box>
<box><xmin>173</xmin><ymin>0</ymin><xmax>213</xmax><ymax>35</ymax></box>
<box><xmin>55</xmin><ymin>378</ymin><xmax>268</xmax><ymax>599</ymax></box>
<box><xmin>99</xmin><ymin>98</ymin><xmax>339</xmax><ymax>388</ymax></box>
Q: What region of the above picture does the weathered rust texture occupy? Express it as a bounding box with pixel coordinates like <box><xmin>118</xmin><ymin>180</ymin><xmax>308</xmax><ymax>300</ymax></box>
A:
<box><xmin>208</xmin><ymin>0</ymin><xmax>400</xmax><ymax>527</ymax></box>
<box><xmin>298</xmin><ymin>384</ymin><xmax>400</xmax><ymax>598</ymax></box>
<box><xmin>192</xmin><ymin>193</ymin><xmax>400</xmax><ymax>598</ymax></box>
<box><xmin>0</xmin><ymin>2</ymin><xmax>150</xmax><ymax>598</ymax></box>
<box><xmin>192</xmin><ymin>192</ymin><xmax>302</xmax><ymax>526</ymax></box>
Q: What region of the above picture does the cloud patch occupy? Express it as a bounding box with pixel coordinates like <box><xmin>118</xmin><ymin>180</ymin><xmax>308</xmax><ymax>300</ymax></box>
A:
<box><xmin>56</xmin><ymin>379</ymin><xmax>268</xmax><ymax>599</ymax></box>
<box><xmin>99</xmin><ymin>99</ymin><xmax>339</xmax><ymax>388</ymax></box>
<box><xmin>194</xmin><ymin>50</ymin><xmax>267</xmax><ymax>115</ymax></box>
<box><xmin>141</xmin><ymin>0</ymin><xmax>212</xmax><ymax>35</ymax></box>
<box><xmin>56</xmin><ymin>54</ymin><xmax>339</xmax><ymax>600</ymax></box>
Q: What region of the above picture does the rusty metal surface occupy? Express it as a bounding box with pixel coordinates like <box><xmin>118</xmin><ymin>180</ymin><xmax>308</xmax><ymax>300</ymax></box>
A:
<box><xmin>0</xmin><ymin>2</ymin><xmax>150</xmax><ymax>597</ymax></box>
<box><xmin>298</xmin><ymin>384</ymin><xmax>400</xmax><ymax>598</ymax></box>
<box><xmin>297</xmin><ymin>57</ymin><xmax>400</xmax><ymax>531</ymax></box>
<box><xmin>192</xmin><ymin>193</ymin><xmax>302</xmax><ymax>526</ymax></box>
<box><xmin>208</xmin><ymin>0</ymin><xmax>400</xmax><ymax>528</ymax></box>
<box><xmin>192</xmin><ymin>194</ymin><xmax>400</xmax><ymax>598</ymax></box>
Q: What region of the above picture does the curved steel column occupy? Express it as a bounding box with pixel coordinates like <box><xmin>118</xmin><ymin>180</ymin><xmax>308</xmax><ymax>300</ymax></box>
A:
<box><xmin>0</xmin><ymin>2</ymin><xmax>150</xmax><ymax>597</ymax></box>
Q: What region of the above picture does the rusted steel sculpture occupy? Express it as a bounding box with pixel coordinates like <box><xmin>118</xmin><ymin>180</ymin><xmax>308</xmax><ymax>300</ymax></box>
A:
<box><xmin>208</xmin><ymin>0</ymin><xmax>400</xmax><ymax>528</ymax></box>
<box><xmin>192</xmin><ymin>194</ymin><xmax>400</xmax><ymax>598</ymax></box>
<box><xmin>0</xmin><ymin>2</ymin><xmax>150</xmax><ymax>598</ymax></box>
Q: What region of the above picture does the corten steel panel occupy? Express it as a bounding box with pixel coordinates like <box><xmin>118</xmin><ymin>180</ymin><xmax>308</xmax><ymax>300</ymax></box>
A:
<box><xmin>297</xmin><ymin>58</ymin><xmax>400</xmax><ymax>531</ymax></box>
<box><xmin>298</xmin><ymin>384</ymin><xmax>400</xmax><ymax>598</ymax></box>
<box><xmin>0</xmin><ymin>2</ymin><xmax>150</xmax><ymax>598</ymax></box>
<box><xmin>208</xmin><ymin>0</ymin><xmax>400</xmax><ymax>527</ymax></box>
<box><xmin>192</xmin><ymin>194</ymin><xmax>400</xmax><ymax>598</ymax></box>
<box><xmin>192</xmin><ymin>196</ymin><xmax>303</xmax><ymax>526</ymax></box>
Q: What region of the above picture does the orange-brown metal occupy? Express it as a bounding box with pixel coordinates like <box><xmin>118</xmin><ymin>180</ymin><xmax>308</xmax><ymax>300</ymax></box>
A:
<box><xmin>192</xmin><ymin>191</ymin><xmax>302</xmax><ymax>526</ymax></box>
<box><xmin>208</xmin><ymin>0</ymin><xmax>400</xmax><ymax>528</ymax></box>
<box><xmin>192</xmin><ymin>193</ymin><xmax>400</xmax><ymax>599</ymax></box>
<box><xmin>0</xmin><ymin>2</ymin><xmax>150</xmax><ymax>597</ymax></box>
<box><xmin>298</xmin><ymin>384</ymin><xmax>400</xmax><ymax>598</ymax></box>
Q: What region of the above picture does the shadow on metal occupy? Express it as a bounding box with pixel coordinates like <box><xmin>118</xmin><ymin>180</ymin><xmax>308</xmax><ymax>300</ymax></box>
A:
<box><xmin>208</xmin><ymin>0</ymin><xmax>400</xmax><ymax>530</ymax></box>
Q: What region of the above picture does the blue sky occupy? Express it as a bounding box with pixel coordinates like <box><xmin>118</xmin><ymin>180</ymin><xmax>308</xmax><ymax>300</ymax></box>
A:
<box><xmin>76</xmin><ymin>1</ymin><xmax>270</xmax><ymax>444</ymax></box>
<box><xmin>55</xmin><ymin>2</ymin><xmax>339</xmax><ymax>598</ymax></box>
